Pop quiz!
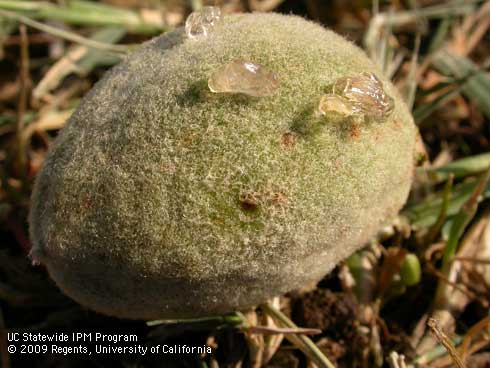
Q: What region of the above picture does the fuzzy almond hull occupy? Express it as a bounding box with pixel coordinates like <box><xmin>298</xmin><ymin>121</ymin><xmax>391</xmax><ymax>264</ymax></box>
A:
<box><xmin>29</xmin><ymin>13</ymin><xmax>416</xmax><ymax>319</ymax></box>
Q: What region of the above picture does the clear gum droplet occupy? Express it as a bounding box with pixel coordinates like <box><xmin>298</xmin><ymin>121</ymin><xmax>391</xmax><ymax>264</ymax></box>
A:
<box><xmin>331</xmin><ymin>72</ymin><xmax>395</xmax><ymax>118</ymax></box>
<box><xmin>318</xmin><ymin>72</ymin><xmax>394</xmax><ymax>119</ymax></box>
<box><xmin>185</xmin><ymin>6</ymin><xmax>222</xmax><ymax>39</ymax></box>
<box><xmin>208</xmin><ymin>60</ymin><xmax>280</xmax><ymax>97</ymax></box>
<box><xmin>318</xmin><ymin>94</ymin><xmax>354</xmax><ymax>116</ymax></box>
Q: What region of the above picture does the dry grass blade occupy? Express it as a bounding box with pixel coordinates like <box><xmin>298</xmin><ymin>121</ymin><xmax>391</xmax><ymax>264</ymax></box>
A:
<box><xmin>261</xmin><ymin>297</ymin><xmax>283</xmax><ymax>365</ymax></box>
<box><xmin>261</xmin><ymin>303</ymin><xmax>336</xmax><ymax>368</ymax></box>
<box><xmin>432</xmin><ymin>340</ymin><xmax>490</xmax><ymax>368</ymax></box>
<box><xmin>249</xmin><ymin>0</ymin><xmax>286</xmax><ymax>12</ymax></box>
<box><xmin>388</xmin><ymin>351</ymin><xmax>407</xmax><ymax>368</ymax></box>
<box><xmin>426</xmin><ymin>263</ymin><xmax>477</xmax><ymax>302</ymax></box>
<box><xmin>413</xmin><ymin>335</ymin><xmax>463</xmax><ymax>365</ymax></box>
<box><xmin>14</xmin><ymin>24</ymin><xmax>29</xmax><ymax>177</ymax></box>
<box><xmin>460</xmin><ymin>316</ymin><xmax>490</xmax><ymax>362</ymax></box>
<box><xmin>454</xmin><ymin>0</ymin><xmax>490</xmax><ymax>56</ymax></box>
<box><xmin>453</xmin><ymin>256</ymin><xmax>490</xmax><ymax>265</ymax></box>
<box><xmin>241</xmin><ymin>301</ymin><xmax>285</xmax><ymax>368</ymax></box>
<box><xmin>427</xmin><ymin>318</ymin><xmax>466</xmax><ymax>368</ymax></box>
<box><xmin>21</xmin><ymin>109</ymin><xmax>73</xmax><ymax>145</ymax></box>
<box><xmin>364</xmin><ymin>1</ymin><xmax>477</xmax><ymax>57</ymax></box>
<box><xmin>243</xmin><ymin>310</ymin><xmax>265</xmax><ymax>368</ymax></box>
<box><xmin>33</xmin><ymin>27</ymin><xmax>125</xmax><ymax>100</ymax></box>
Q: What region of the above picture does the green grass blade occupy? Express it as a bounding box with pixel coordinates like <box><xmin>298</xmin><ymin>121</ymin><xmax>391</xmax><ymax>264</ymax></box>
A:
<box><xmin>432</xmin><ymin>50</ymin><xmax>490</xmax><ymax>119</ymax></box>
<box><xmin>0</xmin><ymin>0</ymin><xmax>167</xmax><ymax>34</ymax></box>
<box><xmin>413</xmin><ymin>85</ymin><xmax>460</xmax><ymax>123</ymax></box>
<box><xmin>422</xmin><ymin>152</ymin><xmax>490</xmax><ymax>182</ymax></box>
<box><xmin>403</xmin><ymin>178</ymin><xmax>490</xmax><ymax>229</ymax></box>
<box><xmin>77</xmin><ymin>27</ymin><xmax>126</xmax><ymax>71</ymax></box>
<box><xmin>441</xmin><ymin>167</ymin><xmax>490</xmax><ymax>265</ymax></box>
<box><xmin>432</xmin><ymin>168</ymin><xmax>490</xmax><ymax>308</ymax></box>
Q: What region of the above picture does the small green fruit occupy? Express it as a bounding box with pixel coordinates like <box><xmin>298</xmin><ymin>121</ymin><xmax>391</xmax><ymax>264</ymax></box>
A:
<box><xmin>29</xmin><ymin>13</ymin><xmax>417</xmax><ymax>319</ymax></box>
<box><xmin>399</xmin><ymin>253</ymin><xmax>422</xmax><ymax>287</ymax></box>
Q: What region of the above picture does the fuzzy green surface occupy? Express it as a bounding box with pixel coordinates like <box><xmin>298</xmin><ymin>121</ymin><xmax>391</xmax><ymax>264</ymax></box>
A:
<box><xmin>29</xmin><ymin>13</ymin><xmax>416</xmax><ymax>320</ymax></box>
